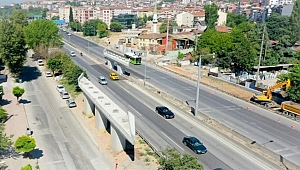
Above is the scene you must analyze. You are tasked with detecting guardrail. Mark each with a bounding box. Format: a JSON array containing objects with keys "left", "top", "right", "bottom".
[{"left": 135, "top": 130, "right": 163, "bottom": 158}]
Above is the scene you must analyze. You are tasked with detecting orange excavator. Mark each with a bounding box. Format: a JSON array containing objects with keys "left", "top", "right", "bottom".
[{"left": 251, "top": 79, "right": 291, "bottom": 107}]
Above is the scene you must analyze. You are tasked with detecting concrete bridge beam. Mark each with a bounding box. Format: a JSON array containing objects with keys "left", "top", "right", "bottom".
[
  {"left": 84, "top": 94, "right": 95, "bottom": 115},
  {"left": 111, "top": 125, "right": 126, "bottom": 152},
  {"left": 95, "top": 107, "right": 107, "bottom": 131}
]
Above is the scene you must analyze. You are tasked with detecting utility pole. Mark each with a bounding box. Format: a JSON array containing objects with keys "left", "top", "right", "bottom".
[
  {"left": 255, "top": 24, "right": 266, "bottom": 87},
  {"left": 165, "top": 16, "right": 170, "bottom": 55}
]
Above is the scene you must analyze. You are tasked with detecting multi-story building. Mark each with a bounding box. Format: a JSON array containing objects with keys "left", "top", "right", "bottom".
[
  {"left": 132, "top": 8, "right": 154, "bottom": 18},
  {"left": 111, "top": 14, "right": 138, "bottom": 29},
  {"left": 176, "top": 12, "right": 194, "bottom": 27},
  {"left": 111, "top": 6, "right": 132, "bottom": 16},
  {"left": 59, "top": 5, "right": 71, "bottom": 23},
  {"left": 95, "top": 7, "right": 112, "bottom": 27},
  {"left": 46, "top": 10, "right": 59, "bottom": 20}
]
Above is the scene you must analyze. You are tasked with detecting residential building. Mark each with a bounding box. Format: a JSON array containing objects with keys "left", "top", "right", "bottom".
[
  {"left": 271, "top": 4, "right": 294, "bottom": 16},
  {"left": 59, "top": 5, "right": 71, "bottom": 23},
  {"left": 111, "top": 14, "right": 138, "bottom": 29},
  {"left": 137, "top": 33, "right": 175, "bottom": 53},
  {"left": 217, "top": 10, "right": 227, "bottom": 26},
  {"left": 46, "top": 10, "right": 59, "bottom": 20},
  {"left": 96, "top": 7, "right": 112, "bottom": 27},
  {"left": 192, "top": 11, "right": 205, "bottom": 23},
  {"left": 132, "top": 8, "right": 154, "bottom": 18},
  {"left": 111, "top": 6, "right": 132, "bottom": 16},
  {"left": 176, "top": 12, "right": 194, "bottom": 27}
]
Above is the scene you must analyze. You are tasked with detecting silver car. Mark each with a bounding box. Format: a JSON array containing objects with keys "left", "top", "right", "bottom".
[
  {"left": 98, "top": 76, "right": 107, "bottom": 85},
  {"left": 66, "top": 99, "right": 76, "bottom": 108},
  {"left": 60, "top": 90, "right": 70, "bottom": 99}
]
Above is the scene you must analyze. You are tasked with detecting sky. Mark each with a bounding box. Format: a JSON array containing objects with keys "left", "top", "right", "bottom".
[{"left": 0, "top": 0, "right": 34, "bottom": 6}]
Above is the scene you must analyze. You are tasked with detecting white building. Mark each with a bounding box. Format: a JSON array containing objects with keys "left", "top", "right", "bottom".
[
  {"left": 176, "top": 12, "right": 194, "bottom": 27},
  {"left": 58, "top": 6, "right": 71, "bottom": 23}
]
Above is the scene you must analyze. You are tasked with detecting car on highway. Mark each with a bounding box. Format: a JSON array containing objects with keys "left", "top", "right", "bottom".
[
  {"left": 66, "top": 99, "right": 77, "bottom": 108},
  {"left": 70, "top": 51, "right": 76, "bottom": 57},
  {"left": 155, "top": 106, "right": 175, "bottom": 119},
  {"left": 182, "top": 136, "right": 207, "bottom": 154},
  {"left": 109, "top": 72, "right": 119, "bottom": 80},
  {"left": 60, "top": 90, "right": 70, "bottom": 99},
  {"left": 45, "top": 72, "right": 52, "bottom": 77},
  {"left": 98, "top": 76, "right": 107, "bottom": 85},
  {"left": 68, "top": 33, "right": 71, "bottom": 36},
  {"left": 37, "top": 59, "right": 44, "bottom": 66},
  {"left": 56, "top": 85, "right": 65, "bottom": 93}
]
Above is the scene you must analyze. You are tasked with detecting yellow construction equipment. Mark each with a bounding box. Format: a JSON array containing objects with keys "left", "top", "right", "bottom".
[{"left": 251, "top": 79, "right": 291, "bottom": 106}]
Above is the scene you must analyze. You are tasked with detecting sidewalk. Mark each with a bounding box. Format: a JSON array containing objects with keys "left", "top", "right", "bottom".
[{"left": 1, "top": 71, "right": 36, "bottom": 169}]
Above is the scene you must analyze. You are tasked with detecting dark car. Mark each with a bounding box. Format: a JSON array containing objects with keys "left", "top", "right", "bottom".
[
  {"left": 182, "top": 136, "right": 207, "bottom": 154},
  {"left": 155, "top": 106, "right": 175, "bottom": 119}
]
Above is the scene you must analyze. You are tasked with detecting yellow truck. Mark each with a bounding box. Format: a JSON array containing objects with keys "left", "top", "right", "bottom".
[{"left": 281, "top": 101, "right": 300, "bottom": 120}]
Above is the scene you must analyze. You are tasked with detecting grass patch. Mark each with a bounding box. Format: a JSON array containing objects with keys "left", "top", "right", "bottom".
[
  {"left": 139, "top": 139, "right": 146, "bottom": 145},
  {"left": 144, "top": 157, "right": 150, "bottom": 162},
  {"left": 139, "top": 152, "right": 146, "bottom": 156},
  {"left": 60, "top": 79, "right": 81, "bottom": 98},
  {"left": 145, "top": 148, "right": 153, "bottom": 155}
]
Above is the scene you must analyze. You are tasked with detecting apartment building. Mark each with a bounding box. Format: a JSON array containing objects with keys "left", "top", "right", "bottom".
[
  {"left": 59, "top": 5, "right": 71, "bottom": 22},
  {"left": 176, "top": 12, "right": 194, "bottom": 27},
  {"left": 95, "top": 7, "right": 112, "bottom": 27},
  {"left": 46, "top": 10, "right": 59, "bottom": 20},
  {"left": 111, "top": 6, "right": 132, "bottom": 16}
]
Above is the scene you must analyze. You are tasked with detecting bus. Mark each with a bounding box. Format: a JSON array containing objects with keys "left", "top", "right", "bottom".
[{"left": 124, "top": 52, "right": 142, "bottom": 65}]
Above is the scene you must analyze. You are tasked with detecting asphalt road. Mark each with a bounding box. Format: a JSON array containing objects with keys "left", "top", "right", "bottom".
[
  {"left": 63, "top": 42, "right": 281, "bottom": 170},
  {"left": 62, "top": 31, "right": 300, "bottom": 167},
  {"left": 21, "top": 56, "right": 113, "bottom": 169}
]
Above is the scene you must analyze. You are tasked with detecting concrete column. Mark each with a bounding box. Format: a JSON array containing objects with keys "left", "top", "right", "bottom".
[
  {"left": 111, "top": 125, "right": 126, "bottom": 152},
  {"left": 84, "top": 94, "right": 94, "bottom": 115},
  {"left": 107, "top": 60, "right": 113, "bottom": 69},
  {"left": 95, "top": 107, "right": 107, "bottom": 131},
  {"left": 117, "top": 65, "right": 124, "bottom": 75}
]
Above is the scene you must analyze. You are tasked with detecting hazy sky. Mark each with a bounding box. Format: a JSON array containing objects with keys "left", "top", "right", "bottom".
[{"left": 0, "top": 0, "right": 35, "bottom": 6}]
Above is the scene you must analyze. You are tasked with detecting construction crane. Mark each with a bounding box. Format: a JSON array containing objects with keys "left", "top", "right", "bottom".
[{"left": 251, "top": 79, "right": 291, "bottom": 107}]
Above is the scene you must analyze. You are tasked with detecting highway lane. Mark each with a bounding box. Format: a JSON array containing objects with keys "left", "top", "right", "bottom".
[
  {"left": 63, "top": 44, "right": 280, "bottom": 170},
  {"left": 22, "top": 56, "right": 112, "bottom": 169},
  {"left": 63, "top": 32, "right": 300, "bottom": 166}
]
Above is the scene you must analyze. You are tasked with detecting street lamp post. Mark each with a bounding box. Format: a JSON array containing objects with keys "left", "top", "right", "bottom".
[
  {"left": 195, "top": 53, "right": 215, "bottom": 117},
  {"left": 144, "top": 50, "right": 148, "bottom": 86},
  {"left": 83, "top": 26, "right": 95, "bottom": 53}
]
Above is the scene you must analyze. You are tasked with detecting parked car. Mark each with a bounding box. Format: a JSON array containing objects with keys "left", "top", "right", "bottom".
[
  {"left": 66, "top": 99, "right": 77, "bottom": 108},
  {"left": 60, "top": 90, "right": 70, "bottom": 99},
  {"left": 109, "top": 72, "right": 119, "bottom": 80},
  {"left": 45, "top": 72, "right": 52, "bottom": 77},
  {"left": 70, "top": 51, "right": 76, "bottom": 57},
  {"left": 155, "top": 106, "right": 175, "bottom": 119},
  {"left": 56, "top": 85, "right": 65, "bottom": 93},
  {"left": 68, "top": 33, "right": 71, "bottom": 36},
  {"left": 37, "top": 59, "right": 44, "bottom": 66},
  {"left": 182, "top": 136, "right": 207, "bottom": 154},
  {"left": 98, "top": 76, "right": 107, "bottom": 85}
]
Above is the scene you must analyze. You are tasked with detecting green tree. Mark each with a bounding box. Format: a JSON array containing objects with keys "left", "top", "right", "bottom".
[
  {"left": 70, "top": 21, "right": 82, "bottom": 32},
  {"left": 52, "top": 15, "right": 60, "bottom": 20},
  {"left": 23, "top": 19, "right": 63, "bottom": 50},
  {"left": 0, "top": 107, "right": 8, "bottom": 123},
  {"left": 226, "top": 13, "right": 248, "bottom": 28},
  {"left": 42, "top": 8, "right": 49, "bottom": 18},
  {"left": 159, "top": 20, "right": 178, "bottom": 33},
  {"left": 21, "top": 164, "right": 32, "bottom": 170},
  {"left": 204, "top": 4, "right": 219, "bottom": 30},
  {"left": 97, "top": 22, "right": 109, "bottom": 38},
  {"left": 0, "top": 17, "right": 28, "bottom": 74},
  {"left": 47, "top": 58, "right": 61, "bottom": 74},
  {"left": 0, "top": 124, "right": 13, "bottom": 154},
  {"left": 14, "top": 135, "right": 36, "bottom": 156},
  {"left": 147, "top": 15, "right": 153, "bottom": 21},
  {"left": 69, "top": 7, "right": 74, "bottom": 23},
  {"left": 289, "top": 0, "right": 300, "bottom": 46},
  {"left": 11, "top": 10, "right": 28, "bottom": 27},
  {"left": 83, "top": 19, "right": 102, "bottom": 36},
  {"left": 158, "top": 147, "right": 203, "bottom": 170},
  {"left": 143, "top": 14, "right": 148, "bottom": 23},
  {"left": 12, "top": 86, "right": 25, "bottom": 103},
  {"left": 279, "top": 65, "right": 300, "bottom": 102},
  {"left": 110, "top": 22, "right": 123, "bottom": 32}
]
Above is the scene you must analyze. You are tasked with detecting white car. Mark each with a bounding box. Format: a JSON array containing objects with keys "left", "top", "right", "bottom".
[
  {"left": 37, "top": 59, "right": 44, "bottom": 66},
  {"left": 70, "top": 51, "right": 76, "bottom": 57},
  {"left": 45, "top": 72, "right": 52, "bottom": 77},
  {"left": 60, "top": 90, "right": 70, "bottom": 99},
  {"left": 68, "top": 33, "right": 71, "bottom": 36},
  {"left": 56, "top": 85, "right": 65, "bottom": 93}
]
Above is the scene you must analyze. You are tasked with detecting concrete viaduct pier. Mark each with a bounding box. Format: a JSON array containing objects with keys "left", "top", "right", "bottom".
[{"left": 78, "top": 73, "right": 135, "bottom": 151}]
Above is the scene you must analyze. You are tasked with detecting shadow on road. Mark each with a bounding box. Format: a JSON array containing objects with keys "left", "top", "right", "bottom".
[
  {"left": 29, "top": 148, "right": 43, "bottom": 159},
  {"left": 0, "top": 99, "right": 12, "bottom": 106},
  {"left": 19, "top": 66, "right": 41, "bottom": 82},
  {"left": 0, "top": 147, "right": 22, "bottom": 160},
  {"left": 19, "top": 99, "right": 31, "bottom": 105}
]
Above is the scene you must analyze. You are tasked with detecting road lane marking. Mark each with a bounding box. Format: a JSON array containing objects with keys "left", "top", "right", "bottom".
[
  {"left": 128, "top": 105, "right": 142, "bottom": 116},
  {"left": 274, "top": 146, "right": 298, "bottom": 152},
  {"left": 161, "top": 132, "right": 184, "bottom": 151},
  {"left": 281, "top": 152, "right": 300, "bottom": 157}
]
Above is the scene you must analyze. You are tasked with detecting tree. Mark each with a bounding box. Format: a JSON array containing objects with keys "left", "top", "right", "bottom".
[
  {"left": 226, "top": 13, "right": 248, "bottom": 28},
  {"left": 14, "top": 135, "right": 36, "bottom": 156},
  {"left": 70, "top": 21, "right": 82, "bottom": 32},
  {"left": 21, "top": 164, "right": 32, "bottom": 170},
  {"left": 289, "top": 0, "right": 300, "bottom": 46},
  {"left": 147, "top": 15, "right": 153, "bottom": 21},
  {"left": 69, "top": 7, "right": 74, "bottom": 23},
  {"left": 83, "top": 19, "right": 103, "bottom": 36},
  {"left": 0, "top": 107, "right": 7, "bottom": 123},
  {"left": 47, "top": 58, "right": 61, "bottom": 74},
  {"left": 279, "top": 65, "right": 300, "bottom": 102},
  {"left": 0, "top": 124, "right": 13, "bottom": 154},
  {"left": 12, "top": 86, "right": 25, "bottom": 103},
  {"left": 0, "top": 17, "right": 28, "bottom": 74},
  {"left": 158, "top": 147, "right": 203, "bottom": 170},
  {"left": 42, "top": 8, "right": 49, "bottom": 18},
  {"left": 97, "top": 22, "right": 109, "bottom": 38},
  {"left": 204, "top": 4, "right": 219, "bottom": 30},
  {"left": 52, "top": 15, "right": 60, "bottom": 20},
  {"left": 143, "top": 14, "right": 148, "bottom": 24},
  {"left": 159, "top": 20, "right": 178, "bottom": 33},
  {"left": 11, "top": 10, "right": 28, "bottom": 27},
  {"left": 110, "top": 22, "right": 123, "bottom": 32},
  {"left": 23, "top": 19, "right": 63, "bottom": 50}
]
